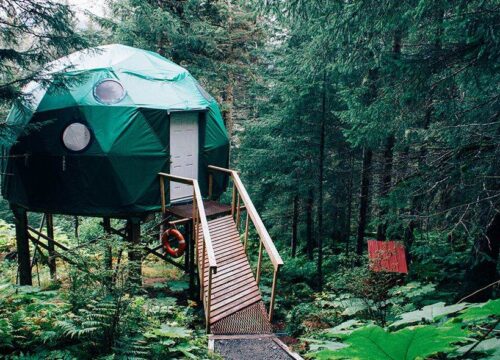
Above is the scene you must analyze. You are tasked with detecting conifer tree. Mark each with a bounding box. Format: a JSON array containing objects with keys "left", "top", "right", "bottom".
[{"left": 0, "top": 0, "right": 90, "bottom": 145}]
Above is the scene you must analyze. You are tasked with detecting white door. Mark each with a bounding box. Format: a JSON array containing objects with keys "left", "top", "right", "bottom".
[{"left": 169, "top": 112, "right": 199, "bottom": 202}]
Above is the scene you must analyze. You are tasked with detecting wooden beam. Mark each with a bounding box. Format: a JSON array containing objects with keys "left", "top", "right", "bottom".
[
  {"left": 27, "top": 226, "right": 69, "bottom": 251},
  {"left": 109, "top": 226, "right": 127, "bottom": 239},
  {"left": 28, "top": 235, "right": 74, "bottom": 264},
  {"left": 143, "top": 245, "right": 184, "bottom": 270}
]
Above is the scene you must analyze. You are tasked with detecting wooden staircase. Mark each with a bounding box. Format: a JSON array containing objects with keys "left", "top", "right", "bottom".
[
  {"left": 159, "top": 168, "right": 304, "bottom": 359},
  {"left": 159, "top": 166, "right": 283, "bottom": 334}
]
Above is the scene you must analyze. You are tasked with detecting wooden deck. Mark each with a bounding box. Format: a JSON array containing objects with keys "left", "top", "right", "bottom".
[
  {"left": 166, "top": 200, "right": 232, "bottom": 220},
  {"left": 198, "top": 215, "right": 265, "bottom": 326}
]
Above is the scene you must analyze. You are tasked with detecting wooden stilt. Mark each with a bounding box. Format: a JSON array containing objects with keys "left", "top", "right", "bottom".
[
  {"left": 102, "top": 217, "right": 113, "bottom": 288},
  {"left": 127, "top": 219, "right": 142, "bottom": 288},
  {"left": 12, "top": 205, "right": 31, "bottom": 285},
  {"left": 46, "top": 213, "right": 56, "bottom": 279}
]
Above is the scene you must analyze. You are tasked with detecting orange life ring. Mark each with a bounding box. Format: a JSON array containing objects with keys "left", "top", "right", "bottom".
[{"left": 162, "top": 228, "right": 186, "bottom": 258}]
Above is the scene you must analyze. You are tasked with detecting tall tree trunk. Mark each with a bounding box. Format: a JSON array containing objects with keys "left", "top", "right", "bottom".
[
  {"left": 403, "top": 220, "right": 416, "bottom": 263},
  {"left": 291, "top": 195, "right": 299, "bottom": 258},
  {"left": 223, "top": 78, "right": 234, "bottom": 138},
  {"left": 377, "top": 31, "right": 400, "bottom": 240},
  {"left": 317, "top": 72, "right": 327, "bottom": 289},
  {"left": 222, "top": 0, "right": 234, "bottom": 140},
  {"left": 356, "top": 148, "right": 372, "bottom": 256},
  {"left": 463, "top": 213, "right": 500, "bottom": 301},
  {"left": 345, "top": 153, "right": 354, "bottom": 255},
  {"left": 103, "top": 217, "right": 113, "bottom": 289},
  {"left": 377, "top": 134, "right": 395, "bottom": 240},
  {"left": 306, "top": 190, "right": 314, "bottom": 260}
]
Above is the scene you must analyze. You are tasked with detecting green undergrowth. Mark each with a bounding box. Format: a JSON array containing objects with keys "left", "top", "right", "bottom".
[
  {"left": 0, "top": 217, "right": 219, "bottom": 360},
  {"left": 267, "top": 236, "right": 499, "bottom": 360}
]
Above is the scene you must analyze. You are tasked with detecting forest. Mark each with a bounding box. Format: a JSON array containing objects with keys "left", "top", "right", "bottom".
[{"left": 0, "top": 0, "right": 499, "bottom": 359}]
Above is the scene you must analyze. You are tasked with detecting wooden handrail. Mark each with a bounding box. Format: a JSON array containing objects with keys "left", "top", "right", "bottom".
[
  {"left": 158, "top": 172, "right": 196, "bottom": 185},
  {"left": 206, "top": 165, "right": 234, "bottom": 174},
  {"left": 192, "top": 179, "right": 217, "bottom": 272},
  {"left": 158, "top": 172, "right": 217, "bottom": 271},
  {"left": 208, "top": 165, "right": 283, "bottom": 321},
  {"left": 208, "top": 165, "right": 283, "bottom": 270}
]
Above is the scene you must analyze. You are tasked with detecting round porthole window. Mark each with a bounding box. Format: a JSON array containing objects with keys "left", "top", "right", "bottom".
[
  {"left": 62, "top": 123, "right": 92, "bottom": 152},
  {"left": 93, "top": 79, "right": 126, "bottom": 104}
]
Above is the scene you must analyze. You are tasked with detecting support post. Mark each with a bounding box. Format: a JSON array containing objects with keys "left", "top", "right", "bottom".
[
  {"left": 236, "top": 194, "right": 241, "bottom": 230},
  {"left": 206, "top": 269, "right": 213, "bottom": 333},
  {"left": 208, "top": 172, "right": 213, "bottom": 200},
  {"left": 231, "top": 182, "right": 236, "bottom": 217},
  {"left": 46, "top": 213, "right": 56, "bottom": 279},
  {"left": 127, "top": 218, "right": 142, "bottom": 289},
  {"left": 160, "top": 176, "right": 166, "bottom": 213},
  {"left": 102, "top": 217, "right": 113, "bottom": 288},
  {"left": 12, "top": 205, "right": 31, "bottom": 285},
  {"left": 256, "top": 240, "right": 263, "bottom": 285},
  {"left": 269, "top": 265, "right": 280, "bottom": 322},
  {"left": 244, "top": 212, "right": 249, "bottom": 254}
]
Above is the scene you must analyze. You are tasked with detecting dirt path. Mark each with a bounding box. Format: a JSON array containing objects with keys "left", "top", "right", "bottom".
[{"left": 212, "top": 335, "right": 301, "bottom": 360}]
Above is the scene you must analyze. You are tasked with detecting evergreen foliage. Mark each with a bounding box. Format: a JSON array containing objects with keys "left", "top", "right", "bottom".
[{"left": 0, "top": 0, "right": 92, "bottom": 145}]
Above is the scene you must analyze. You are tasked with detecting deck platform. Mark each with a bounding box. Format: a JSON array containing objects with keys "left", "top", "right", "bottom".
[{"left": 166, "top": 200, "right": 232, "bottom": 220}]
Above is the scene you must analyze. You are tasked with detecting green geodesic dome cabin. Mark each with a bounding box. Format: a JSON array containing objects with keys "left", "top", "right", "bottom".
[{"left": 1, "top": 44, "right": 229, "bottom": 216}]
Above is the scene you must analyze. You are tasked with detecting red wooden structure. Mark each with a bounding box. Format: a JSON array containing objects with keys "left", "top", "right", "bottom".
[{"left": 367, "top": 240, "right": 408, "bottom": 274}]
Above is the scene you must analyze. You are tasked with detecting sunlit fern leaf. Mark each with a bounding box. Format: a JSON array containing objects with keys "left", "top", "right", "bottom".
[{"left": 306, "top": 323, "right": 469, "bottom": 360}]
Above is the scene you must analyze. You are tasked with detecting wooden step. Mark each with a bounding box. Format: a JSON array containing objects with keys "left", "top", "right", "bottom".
[{"left": 197, "top": 215, "right": 264, "bottom": 325}]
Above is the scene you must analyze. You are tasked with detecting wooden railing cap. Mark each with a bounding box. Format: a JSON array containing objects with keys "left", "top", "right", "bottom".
[{"left": 207, "top": 165, "right": 284, "bottom": 270}]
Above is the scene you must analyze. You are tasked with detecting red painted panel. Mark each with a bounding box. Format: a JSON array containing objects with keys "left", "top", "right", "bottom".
[{"left": 367, "top": 240, "right": 408, "bottom": 274}]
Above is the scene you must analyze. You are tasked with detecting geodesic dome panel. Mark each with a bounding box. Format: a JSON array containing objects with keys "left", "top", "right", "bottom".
[{"left": 2, "top": 44, "right": 229, "bottom": 216}]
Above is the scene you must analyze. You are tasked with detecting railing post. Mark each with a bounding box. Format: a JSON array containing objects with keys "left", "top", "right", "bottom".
[
  {"left": 256, "top": 239, "right": 263, "bottom": 285},
  {"left": 244, "top": 212, "right": 249, "bottom": 253},
  {"left": 269, "top": 265, "right": 280, "bottom": 322},
  {"left": 208, "top": 172, "right": 213, "bottom": 199},
  {"left": 160, "top": 177, "right": 166, "bottom": 213},
  {"left": 192, "top": 197, "right": 197, "bottom": 267},
  {"left": 206, "top": 268, "right": 213, "bottom": 333},
  {"left": 236, "top": 194, "right": 241, "bottom": 229},
  {"left": 231, "top": 180, "right": 237, "bottom": 217},
  {"left": 201, "top": 205, "right": 206, "bottom": 302}
]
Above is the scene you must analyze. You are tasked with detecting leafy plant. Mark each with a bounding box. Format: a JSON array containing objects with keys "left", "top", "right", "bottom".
[
  {"left": 390, "top": 302, "right": 469, "bottom": 328},
  {"left": 456, "top": 337, "right": 500, "bottom": 359},
  {"left": 0, "top": 219, "right": 15, "bottom": 252},
  {"left": 457, "top": 299, "right": 500, "bottom": 323},
  {"left": 307, "top": 323, "right": 468, "bottom": 360}
]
